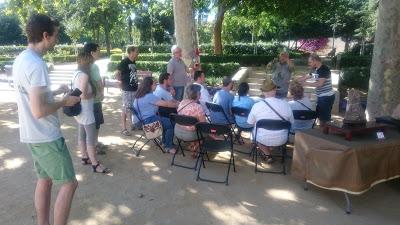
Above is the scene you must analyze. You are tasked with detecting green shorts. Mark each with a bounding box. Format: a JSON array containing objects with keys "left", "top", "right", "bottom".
[{"left": 27, "top": 137, "right": 76, "bottom": 185}]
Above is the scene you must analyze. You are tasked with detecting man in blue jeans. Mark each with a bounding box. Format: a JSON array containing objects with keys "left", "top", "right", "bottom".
[
  {"left": 154, "top": 72, "right": 178, "bottom": 151},
  {"left": 167, "top": 45, "right": 189, "bottom": 101},
  {"left": 298, "top": 53, "right": 335, "bottom": 128}
]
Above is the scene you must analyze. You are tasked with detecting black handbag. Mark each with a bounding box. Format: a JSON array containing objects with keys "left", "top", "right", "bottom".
[{"left": 63, "top": 72, "right": 82, "bottom": 117}]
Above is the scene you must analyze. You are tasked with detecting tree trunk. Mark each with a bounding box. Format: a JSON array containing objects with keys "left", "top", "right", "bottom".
[
  {"left": 344, "top": 37, "right": 350, "bottom": 52},
  {"left": 128, "top": 17, "right": 133, "bottom": 44},
  {"left": 213, "top": 2, "right": 226, "bottom": 55},
  {"left": 366, "top": 0, "right": 400, "bottom": 119},
  {"left": 104, "top": 25, "right": 111, "bottom": 55},
  {"left": 173, "top": 0, "right": 197, "bottom": 65}
]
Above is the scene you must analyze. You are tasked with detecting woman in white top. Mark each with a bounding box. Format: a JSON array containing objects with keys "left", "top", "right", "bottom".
[
  {"left": 73, "top": 52, "right": 110, "bottom": 173},
  {"left": 247, "top": 78, "right": 294, "bottom": 162}
]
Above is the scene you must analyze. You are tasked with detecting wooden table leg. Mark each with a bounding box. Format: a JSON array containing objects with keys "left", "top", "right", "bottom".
[
  {"left": 345, "top": 132, "right": 352, "bottom": 141},
  {"left": 323, "top": 126, "right": 329, "bottom": 134}
]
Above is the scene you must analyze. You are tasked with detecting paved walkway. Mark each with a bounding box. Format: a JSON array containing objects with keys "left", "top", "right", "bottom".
[{"left": 0, "top": 86, "right": 399, "bottom": 225}]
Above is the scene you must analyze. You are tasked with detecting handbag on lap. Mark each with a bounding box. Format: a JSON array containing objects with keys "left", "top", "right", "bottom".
[{"left": 136, "top": 100, "right": 163, "bottom": 140}]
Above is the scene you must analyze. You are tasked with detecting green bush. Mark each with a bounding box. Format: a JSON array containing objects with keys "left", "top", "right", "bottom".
[
  {"left": 107, "top": 60, "right": 240, "bottom": 78},
  {"left": 340, "top": 67, "right": 370, "bottom": 90},
  {"left": 0, "top": 56, "right": 14, "bottom": 61},
  {"left": 44, "top": 54, "right": 77, "bottom": 63},
  {"left": 201, "top": 55, "right": 275, "bottom": 66},
  {"left": 0, "top": 46, "right": 26, "bottom": 56},
  {"left": 199, "top": 43, "right": 285, "bottom": 55},
  {"left": 338, "top": 54, "right": 372, "bottom": 68},
  {"left": 138, "top": 53, "right": 171, "bottom": 61},
  {"left": 110, "top": 54, "right": 123, "bottom": 61}
]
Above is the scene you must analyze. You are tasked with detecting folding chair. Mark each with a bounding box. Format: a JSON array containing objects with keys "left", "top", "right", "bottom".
[
  {"left": 231, "top": 106, "right": 254, "bottom": 153},
  {"left": 130, "top": 107, "right": 165, "bottom": 157},
  {"left": 290, "top": 110, "right": 317, "bottom": 135},
  {"left": 253, "top": 119, "right": 291, "bottom": 175},
  {"left": 195, "top": 122, "right": 236, "bottom": 185},
  {"left": 206, "top": 102, "right": 240, "bottom": 143},
  {"left": 169, "top": 113, "right": 200, "bottom": 170}
]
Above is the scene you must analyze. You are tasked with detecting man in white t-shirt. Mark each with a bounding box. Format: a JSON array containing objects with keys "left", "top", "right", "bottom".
[
  {"left": 247, "top": 78, "right": 294, "bottom": 163},
  {"left": 13, "top": 14, "right": 80, "bottom": 225},
  {"left": 193, "top": 70, "right": 211, "bottom": 115}
]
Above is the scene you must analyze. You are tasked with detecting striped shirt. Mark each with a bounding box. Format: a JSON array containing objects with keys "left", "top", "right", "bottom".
[{"left": 314, "top": 64, "right": 334, "bottom": 97}]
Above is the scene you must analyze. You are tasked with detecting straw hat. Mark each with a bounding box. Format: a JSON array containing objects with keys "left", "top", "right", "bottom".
[{"left": 260, "top": 78, "right": 277, "bottom": 92}]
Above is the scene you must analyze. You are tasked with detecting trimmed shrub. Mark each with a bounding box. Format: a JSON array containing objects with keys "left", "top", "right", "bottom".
[
  {"left": 338, "top": 54, "right": 372, "bottom": 68},
  {"left": 199, "top": 43, "right": 284, "bottom": 55},
  {"left": 339, "top": 67, "right": 370, "bottom": 90},
  {"left": 0, "top": 56, "right": 14, "bottom": 61},
  {"left": 110, "top": 54, "right": 123, "bottom": 61},
  {"left": 0, "top": 46, "right": 26, "bottom": 56},
  {"left": 107, "top": 60, "right": 240, "bottom": 78}
]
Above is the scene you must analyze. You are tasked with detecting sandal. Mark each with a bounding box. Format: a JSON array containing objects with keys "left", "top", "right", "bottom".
[
  {"left": 121, "top": 129, "right": 131, "bottom": 136},
  {"left": 92, "top": 163, "right": 111, "bottom": 174},
  {"left": 81, "top": 158, "right": 91, "bottom": 165}
]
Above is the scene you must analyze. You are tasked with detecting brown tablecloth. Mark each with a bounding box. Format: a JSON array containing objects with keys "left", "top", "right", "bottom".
[{"left": 291, "top": 128, "right": 400, "bottom": 194}]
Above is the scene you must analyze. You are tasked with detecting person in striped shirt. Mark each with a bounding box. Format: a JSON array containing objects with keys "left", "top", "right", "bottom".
[{"left": 297, "top": 53, "right": 335, "bottom": 128}]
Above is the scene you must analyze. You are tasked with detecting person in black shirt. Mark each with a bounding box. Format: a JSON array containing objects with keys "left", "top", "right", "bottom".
[
  {"left": 115, "top": 46, "right": 139, "bottom": 136},
  {"left": 297, "top": 53, "right": 335, "bottom": 128}
]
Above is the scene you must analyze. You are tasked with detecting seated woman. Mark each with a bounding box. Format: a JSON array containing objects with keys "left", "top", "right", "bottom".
[
  {"left": 288, "top": 81, "right": 315, "bottom": 133},
  {"left": 175, "top": 84, "right": 207, "bottom": 157},
  {"left": 133, "top": 76, "right": 179, "bottom": 154},
  {"left": 73, "top": 52, "right": 110, "bottom": 173},
  {"left": 232, "top": 82, "right": 255, "bottom": 129},
  {"left": 247, "top": 78, "right": 294, "bottom": 163}
]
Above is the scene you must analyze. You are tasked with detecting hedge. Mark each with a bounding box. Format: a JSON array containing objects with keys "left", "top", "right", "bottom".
[
  {"left": 339, "top": 67, "right": 370, "bottom": 90},
  {"left": 133, "top": 43, "right": 285, "bottom": 55},
  {"left": 0, "top": 56, "right": 14, "bottom": 61},
  {"left": 110, "top": 53, "right": 277, "bottom": 66},
  {"left": 107, "top": 60, "right": 240, "bottom": 78},
  {"left": 337, "top": 54, "right": 372, "bottom": 68}
]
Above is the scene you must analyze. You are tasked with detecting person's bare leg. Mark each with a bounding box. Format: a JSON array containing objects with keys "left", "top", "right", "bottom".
[
  {"left": 53, "top": 180, "right": 78, "bottom": 225},
  {"left": 121, "top": 111, "right": 127, "bottom": 131},
  {"left": 35, "top": 178, "right": 53, "bottom": 225},
  {"left": 79, "top": 140, "right": 89, "bottom": 159},
  {"left": 258, "top": 145, "right": 272, "bottom": 156},
  {"left": 94, "top": 129, "right": 99, "bottom": 147},
  {"left": 86, "top": 145, "right": 98, "bottom": 165}
]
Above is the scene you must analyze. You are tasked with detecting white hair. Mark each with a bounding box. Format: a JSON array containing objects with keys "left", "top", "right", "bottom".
[{"left": 171, "top": 45, "right": 180, "bottom": 54}]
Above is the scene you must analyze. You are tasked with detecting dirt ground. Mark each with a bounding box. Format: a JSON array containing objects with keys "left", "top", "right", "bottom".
[{"left": 0, "top": 87, "right": 399, "bottom": 225}]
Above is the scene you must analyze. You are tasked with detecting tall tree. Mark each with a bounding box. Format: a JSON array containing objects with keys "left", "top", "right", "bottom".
[
  {"left": 172, "top": 0, "right": 197, "bottom": 65},
  {"left": 366, "top": 0, "right": 400, "bottom": 119}
]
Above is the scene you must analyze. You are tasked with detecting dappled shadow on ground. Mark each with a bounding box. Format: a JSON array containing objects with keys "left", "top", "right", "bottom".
[{"left": 1, "top": 88, "right": 399, "bottom": 225}]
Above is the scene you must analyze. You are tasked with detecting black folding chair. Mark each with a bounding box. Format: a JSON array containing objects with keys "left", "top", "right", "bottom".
[
  {"left": 231, "top": 106, "right": 254, "bottom": 153},
  {"left": 195, "top": 122, "right": 236, "bottom": 185},
  {"left": 253, "top": 119, "right": 291, "bottom": 175},
  {"left": 290, "top": 110, "right": 317, "bottom": 134},
  {"left": 206, "top": 102, "right": 240, "bottom": 143},
  {"left": 169, "top": 113, "right": 200, "bottom": 170},
  {"left": 130, "top": 107, "right": 165, "bottom": 157}
]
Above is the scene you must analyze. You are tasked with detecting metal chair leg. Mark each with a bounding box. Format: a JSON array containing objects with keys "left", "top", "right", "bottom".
[{"left": 344, "top": 193, "right": 352, "bottom": 214}]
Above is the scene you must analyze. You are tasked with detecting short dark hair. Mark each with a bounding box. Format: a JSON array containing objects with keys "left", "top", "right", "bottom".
[
  {"left": 237, "top": 82, "right": 249, "bottom": 96},
  {"left": 159, "top": 72, "right": 170, "bottom": 84},
  {"left": 127, "top": 46, "right": 138, "bottom": 54},
  {"left": 26, "top": 14, "right": 60, "bottom": 44},
  {"left": 309, "top": 53, "right": 321, "bottom": 62},
  {"left": 194, "top": 70, "right": 204, "bottom": 81},
  {"left": 222, "top": 76, "right": 232, "bottom": 87},
  {"left": 83, "top": 43, "right": 99, "bottom": 54}
]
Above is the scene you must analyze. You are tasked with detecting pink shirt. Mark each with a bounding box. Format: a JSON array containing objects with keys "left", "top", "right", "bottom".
[{"left": 177, "top": 99, "right": 206, "bottom": 131}]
